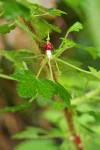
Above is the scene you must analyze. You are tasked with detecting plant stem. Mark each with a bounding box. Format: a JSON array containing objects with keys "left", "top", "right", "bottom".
[
  {"left": 19, "top": 16, "right": 83, "bottom": 149},
  {"left": 23, "top": 61, "right": 29, "bottom": 70},
  {"left": 54, "top": 59, "right": 61, "bottom": 76},
  {"left": 54, "top": 45, "right": 74, "bottom": 58},
  {"left": 36, "top": 58, "right": 47, "bottom": 78},
  {"left": 0, "top": 73, "right": 15, "bottom": 80},
  {"left": 48, "top": 59, "right": 54, "bottom": 81},
  {"left": 59, "top": 32, "right": 69, "bottom": 48},
  {"left": 64, "top": 109, "right": 83, "bottom": 150},
  {"left": 51, "top": 59, "right": 83, "bottom": 150},
  {"left": 57, "top": 58, "right": 91, "bottom": 75}
]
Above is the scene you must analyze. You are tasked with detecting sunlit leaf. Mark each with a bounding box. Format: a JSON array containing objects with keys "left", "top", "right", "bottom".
[
  {"left": 67, "top": 22, "right": 83, "bottom": 34},
  {"left": 12, "top": 70, "right": 38, "bottom": 98},
  {"left": 38, "top": 79, "right": 55, "bottom": 99},
  {"left": 12, "top": 70, "right": 71, "bottom": 107}
]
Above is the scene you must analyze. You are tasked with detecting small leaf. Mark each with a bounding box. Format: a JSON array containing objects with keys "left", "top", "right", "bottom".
[
  {"left": 67, "top": 22, "right": 83, "bottom": 34},
  {"left": 46, "top": 8, "right": 67, "bottom": 16},
  {"left": 0, "top": 101, "right": 31, "bottom": 113},
  {"left": 43, "top": 20, "right": 61, "bottom": 33},
  {"left": 0, "top": 24, "right": 15, "bottom": 34},
  {"left": 31, "top": 3, "right": 66, "bottom": 16}
]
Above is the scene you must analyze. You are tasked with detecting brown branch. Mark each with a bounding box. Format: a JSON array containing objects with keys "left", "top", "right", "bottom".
[{"left": 51, "top": 63, "right": 83, "bottom": 150}]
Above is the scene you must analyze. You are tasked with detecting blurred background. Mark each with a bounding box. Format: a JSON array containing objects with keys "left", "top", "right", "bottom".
[{"left": 0, "top": 0, "right": 100, "bottom": 150}]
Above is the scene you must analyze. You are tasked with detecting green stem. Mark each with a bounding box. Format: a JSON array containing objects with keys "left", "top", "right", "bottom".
[
  {"left": 23, "top": 61, "right": 28, "bottom": 70},
  {"left": 48, "top": 59, "right": 54, "bottom": 81},
  {"left": 36, "top": 58, "right": 47, "bottom": 78},
  {"left": 57, "top": 58, "right": 91, "bottom": 75},
  {"left": 54, "top": 45, "right": 73, "bottom": 58},
  {"left": 59, "top": 32, "right": 69, "bottom": 48},
  {"left": 0, "top": 73, "right": 16, "bottom": 80},
  {"left": 32, "top": 13, "right": 49, "bottom": 17},
  {"left": 54, "top": 59, "right": 61, "bottom": 76},
  {"left": 29, "top": 96, "right": 37, "bottom": 103}
]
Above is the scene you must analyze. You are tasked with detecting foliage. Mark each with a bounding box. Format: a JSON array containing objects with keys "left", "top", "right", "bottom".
[{"left": 0, "top": 0, "right": 100, "bottom": 150}]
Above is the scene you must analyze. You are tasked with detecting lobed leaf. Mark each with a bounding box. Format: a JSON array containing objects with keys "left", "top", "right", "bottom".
[
  {"left": 67, "top": 22, "right": 83, "bottom": 34},
  {"left": 12, "top": 70, "right": 71, "bottom": 107}
]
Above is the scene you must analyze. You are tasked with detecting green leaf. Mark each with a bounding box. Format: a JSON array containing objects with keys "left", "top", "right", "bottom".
[
  {"left": 0, "top": 101, "right": 31, "bottom": 113},
  {"left": 12, "top": 70, "right": 71, "bottom": 107},
  {"left": 31, "top": 3, "right": 66, "bottom": 16},
  {"left": 67, "top": 22, "right": 83, "bottom": 34},
  {"left": 15, "top": 139, "right": 58, "bottom": 150},
  {"left": 33, "top": 18, "right": 61, "bottom": 39},
  {"left": 2, "top": 0, "right": 29, "bottom": 20},
  {"left": 47, "top": 8, "right": 67, "bottom": 16},
  {"left": 38, "top": 79, "right": 55, "bottom": 99},
  {"left": 12, "top": 70, "right": 38, "bottom": 98},
  {"left": 54, "top": 82, "right": 71, "bottom": 107},
  {"left": 0, "top": 49, "right": 36, "bottom": 65},
  {"left": 0, "top": 23, "right": 15, "bottom": 34},
  {"left": 43, "top": 20, "right": 61, "bottom": 33}
]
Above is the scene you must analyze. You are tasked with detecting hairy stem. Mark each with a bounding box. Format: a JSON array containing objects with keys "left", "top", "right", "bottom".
[
  {"left": 0, "top": 73, "right": 15, "bottom": 80},
  {"left": 36, "top": 58, "right": 48, "bottom": 78},
  {"left": 48, "top": 59, "right": 54, "bottom": 81}
]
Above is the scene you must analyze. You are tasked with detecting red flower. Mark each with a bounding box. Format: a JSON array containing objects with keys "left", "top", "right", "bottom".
[{"left": 44, "top": 42, "right": 53, "bottom": 51}]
